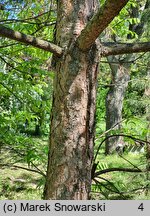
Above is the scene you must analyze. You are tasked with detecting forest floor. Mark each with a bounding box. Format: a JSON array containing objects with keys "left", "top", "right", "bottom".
[
  {"left": 0, "top": 165, "right": 42, "bottom": 199},
  {"left": 0, "top": 147, "right": 44, "bottom": 199},
  {"left": 92, "top": 150, "right": 150, "bottom": 200},
  {"left": 0, "top": 141, "right": 149, "bottom": 200}
]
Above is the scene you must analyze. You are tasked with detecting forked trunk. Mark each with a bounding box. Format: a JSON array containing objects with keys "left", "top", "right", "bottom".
[{"left": 44, "top": 0, "right": 100, "bottom": 200}]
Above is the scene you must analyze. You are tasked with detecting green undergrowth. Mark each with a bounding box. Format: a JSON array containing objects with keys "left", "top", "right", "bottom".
[
  {"left": 92, "top": 152, "right": 150, "bottom": 200},
  {"left": 0, "top": 138, "right": 46, "bottom": 200},
  {"left": 0, "top": 138, "right": 149, "bottom": 200},
  {"left": 0, "top": 167, "right": 43, "bottom": 199}
]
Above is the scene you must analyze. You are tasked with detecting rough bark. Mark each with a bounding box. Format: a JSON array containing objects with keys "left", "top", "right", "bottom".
[
  {"left": 0, "top": 25, "right": 63, "bottom": 56},
  {"left": 105, "top": 56, "right": 130, "bottom": 154},
  {"left": 77, "top": 0, "right": 129, "bottom": 51},
  {"left": 1, "top": 25, "right": 150, "bottom": 56},
  {"left": 102, "top": 42, "right": 150, "bottom": 56},
  {"left": 43, "top": 0, "right": 100, "bottom": 200}
]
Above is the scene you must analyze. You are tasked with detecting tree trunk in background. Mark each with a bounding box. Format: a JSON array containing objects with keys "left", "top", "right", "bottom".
[
  {"left": 105, "top": 0, "right": 148, "bottom": 154},
  {"left": 105, "top": 56, "right": 130, "bottom": 154},
  {"left": 44, "top": 0, "right": 100, "bottom": 200}
]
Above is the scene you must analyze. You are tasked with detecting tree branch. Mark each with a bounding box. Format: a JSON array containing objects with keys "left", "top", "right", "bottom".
[
  {"left": 0, "top": 11, "right": 51, "bottom": 22},
  {"left": 77, "top": 0, "right": 129, "bottom": 51},
  {"left": 0, "top": 55, "right": 30, "bottom": 75},
  {"left": 0, "top": 42, "right": 18, "bottom": 48},
  {"left": 0, "top": 25, "right": 63, "bottom": 56},
  {"left": 0, "top": 82, "right": 23, "bottom": 104},
  {"left": 94, "top": 134, "right": 150, "bottom": 163},
  {"left": 94, "top": 167, "right": 144, "bottom": 177},
  {"left": 1, "top": 164, "right": 46, "bottom": 177},
  {"left": 101, "top": 42, "right": 150, "bottom": 56},
  {"left": 93, "top": 177, "right": 124, "bottom": 197}
]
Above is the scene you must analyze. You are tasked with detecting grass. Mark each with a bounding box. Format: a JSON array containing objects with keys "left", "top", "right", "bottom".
[
  {"left": 0, "top": 138, "right": 149, "bottom": 200},
  {"left": 0, "top": 165, "right": 44, "bottom": 199},
  {"left": 91, "top": 149, "right": 150, "bottom": 200},
  {"left": 0, "top": 138, "right": 46, "bottom": 200}
]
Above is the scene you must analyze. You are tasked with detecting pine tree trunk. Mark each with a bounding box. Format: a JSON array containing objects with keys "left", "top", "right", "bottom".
[
  {"left": 44, "top": 0, "right": 100, "bottom": 200},
  {"left": 105, "top": 56, "right": 130, "bottom": 154}
]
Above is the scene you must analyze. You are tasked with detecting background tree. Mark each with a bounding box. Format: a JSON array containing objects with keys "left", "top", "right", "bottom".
[{"left": 105, "top": 0, "right": 149, "bottom": 154}]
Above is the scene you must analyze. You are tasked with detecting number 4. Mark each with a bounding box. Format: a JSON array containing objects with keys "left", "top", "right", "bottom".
[{"left": 138, "top": 203, "right": 144, "bottom": 211}]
